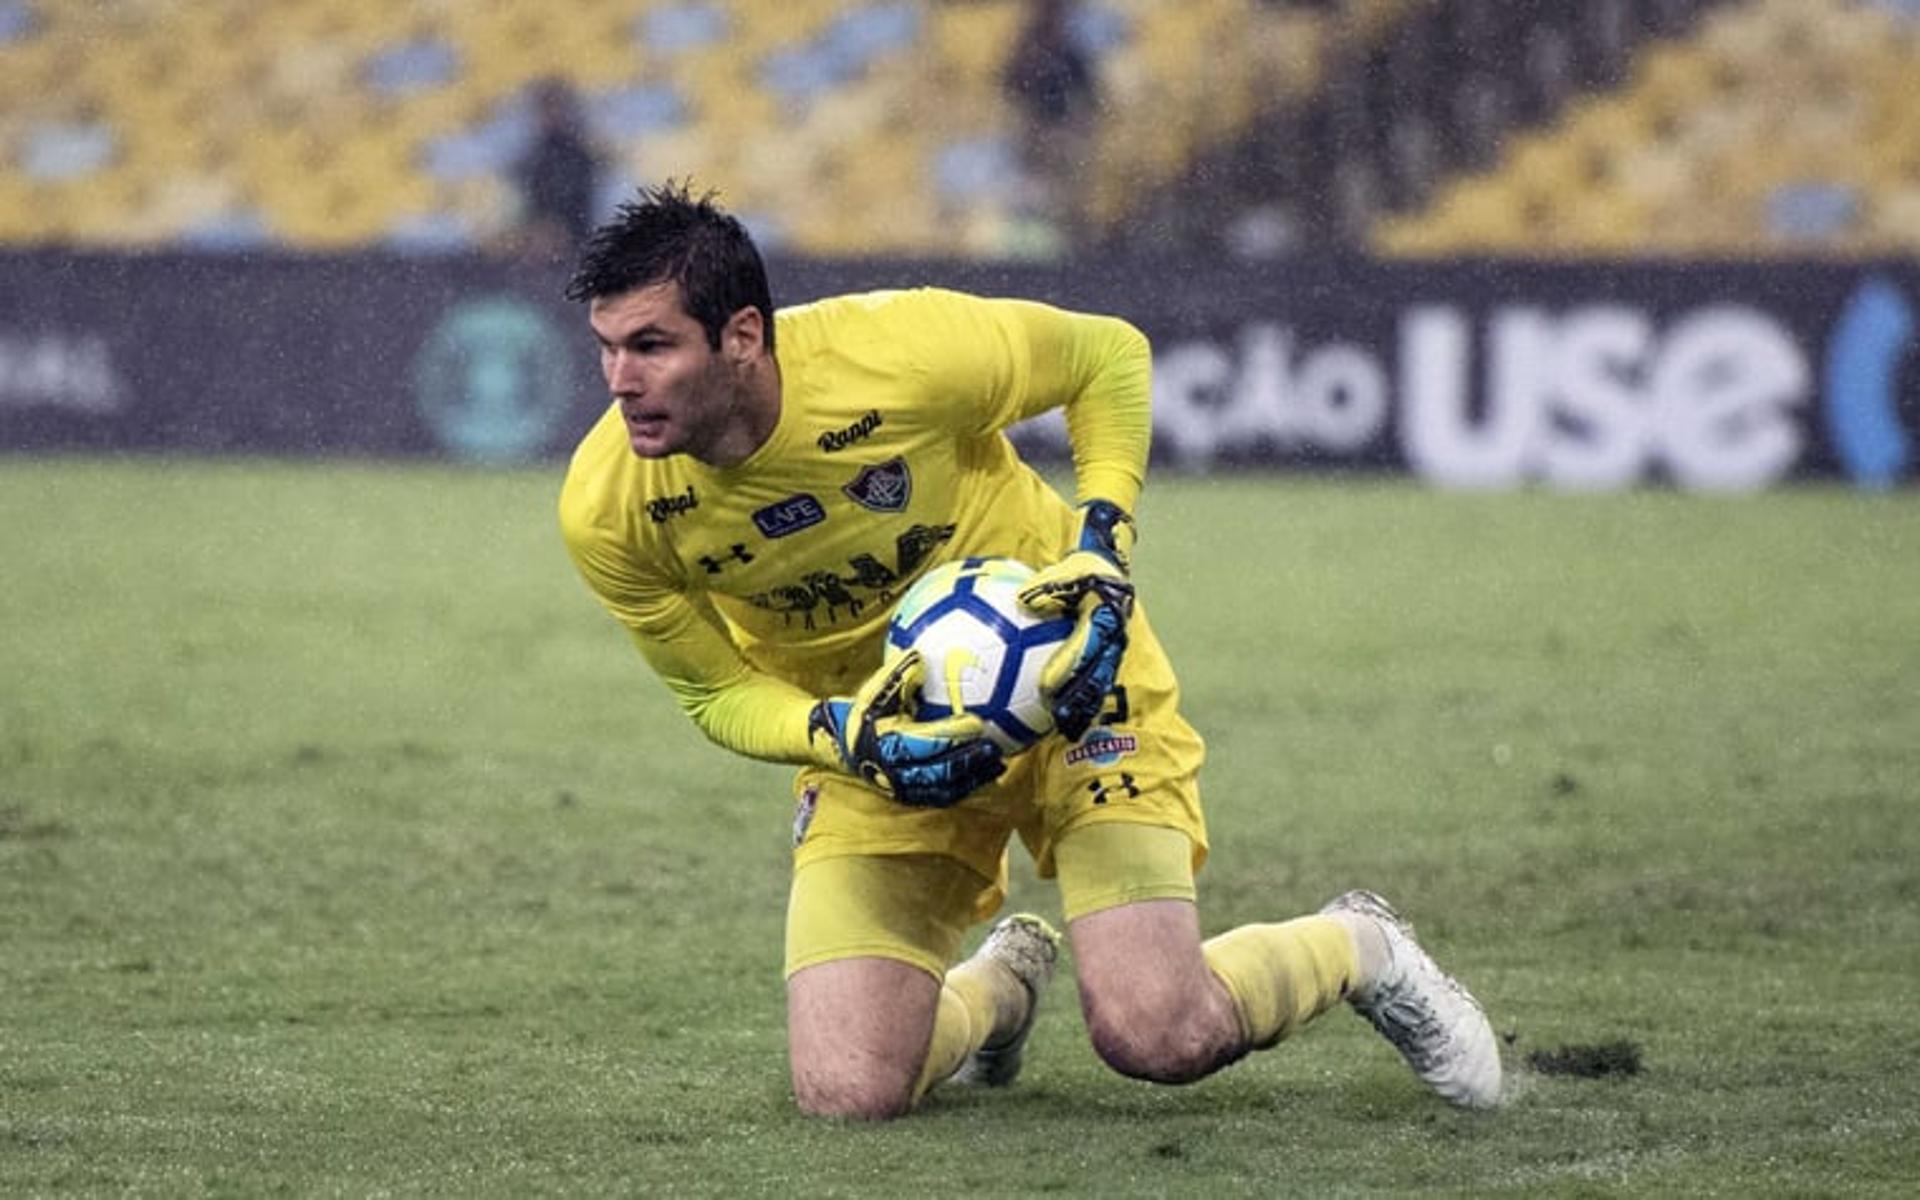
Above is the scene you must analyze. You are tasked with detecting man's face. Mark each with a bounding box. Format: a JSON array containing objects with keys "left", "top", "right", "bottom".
[{"left": 588, "top": 282, "right": 738, "bottom": 460}]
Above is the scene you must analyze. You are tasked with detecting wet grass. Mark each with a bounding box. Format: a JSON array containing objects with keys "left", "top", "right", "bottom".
[{"left": 3, "top": 458, "right": 1917, "bottom": 1196}]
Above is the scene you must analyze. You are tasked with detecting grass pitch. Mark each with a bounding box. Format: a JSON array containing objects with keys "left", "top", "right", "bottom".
[{"left": 3, "top": 458, "right": 1917, "bottom": 1196}]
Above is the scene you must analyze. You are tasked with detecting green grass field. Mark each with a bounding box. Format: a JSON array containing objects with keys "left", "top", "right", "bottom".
[{"left": 4, "top": 458, "right": 1917, "bottom": 1196}]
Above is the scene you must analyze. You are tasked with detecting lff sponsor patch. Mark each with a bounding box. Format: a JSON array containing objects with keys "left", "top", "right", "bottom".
[{"left": 752, "top": 493, "right": 827, "bottom": 538}]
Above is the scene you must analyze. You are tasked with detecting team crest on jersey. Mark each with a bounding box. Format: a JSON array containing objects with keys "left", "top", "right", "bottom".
[
  {"left": 752, "top": 493, "right": 827, "bottom": 539},
  {"left": 842, "top": 457, "right": 911, "bottom": 512}
]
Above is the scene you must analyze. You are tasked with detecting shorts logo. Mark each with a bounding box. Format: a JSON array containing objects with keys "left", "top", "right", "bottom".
[
  {"left": 792, "top": 783, "right": 821, "bottom": 847},
  {"left": 1066, "top": 731, "right": 1138, "bottom": 767},
  {"left": 842, "top": 457, "right": 911, "bottom": 512},
  {"left": 752, "top": 493, "right": 827, "bottom": 538},
  {"left": 646, "top": 484, "right": 698, "bottom": 524},
  {"left": 817, "top": 409, "right": 883, "bottom": 453}
]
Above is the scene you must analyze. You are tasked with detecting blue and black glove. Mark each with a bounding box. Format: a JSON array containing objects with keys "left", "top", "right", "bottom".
[
  {"left": 1018, "top": 499, "right": 1137, "bottom": 741},
  {"left": 807, "top": 649, "right": 1007, "bottom": 808}
]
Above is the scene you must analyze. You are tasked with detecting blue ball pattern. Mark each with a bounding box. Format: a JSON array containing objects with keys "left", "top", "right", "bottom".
[{"left": 885, "top": 557, "right": 1075, "bottom": 751}]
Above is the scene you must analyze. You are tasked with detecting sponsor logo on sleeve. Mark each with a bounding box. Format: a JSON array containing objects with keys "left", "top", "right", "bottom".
[{"left": 842, "top": 457, "right": 912, "bottom": 512}]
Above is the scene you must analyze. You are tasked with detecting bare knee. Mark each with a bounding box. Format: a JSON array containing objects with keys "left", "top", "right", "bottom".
[
  {"left": 1081, "top": 984, "right": 1244, "bottom": 1084},
  {"left": 792, "top": 1072, "right": 915, "bottom": 1122},
  {"left": 1068, "top": 899, "right": 1246, "bottom": 1085},
  {"left": 787, "top": 956, "right": 940, "bottom": 1121}
]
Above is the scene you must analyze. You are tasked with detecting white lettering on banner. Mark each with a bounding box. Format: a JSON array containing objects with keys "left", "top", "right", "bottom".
[
  {"left": 1401, "top": 307, "right": 1535, "bottom": 488},
  {"left": 1653, "top": 307, "right": 1808, "bottom": 492},
  {"left": 1405, "top": 306, "right": 1665, "bottom": 490},
  {"left": 1297, "top": 342, "right": 1388, "bottom": 451},
  {"left": 1153, "top": 324, "right": 1388, "bottom": 467},
  {"left": 0, "top": 334, "right": 126, "bottom": 414},
  {"left": 1042, "top": 303, "right": 1812, "bottom": 492},
  {"left": 1152, "top": 340, "right": 1232, "bottom": 467},
  {"left": 1403, "top": 303, "right": 1807, "bottom": 492},
  {"left": 1542, "top": 307, "right": 1650, "bottom": 489}
]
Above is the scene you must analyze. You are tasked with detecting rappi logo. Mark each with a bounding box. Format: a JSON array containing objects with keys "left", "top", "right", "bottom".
[{"left": 1824, "top": 277, "right": 1917, "bottom": 490}]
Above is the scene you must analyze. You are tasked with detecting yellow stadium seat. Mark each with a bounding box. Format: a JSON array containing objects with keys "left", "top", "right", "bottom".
[
  {"left": 1382, "top": 0, "right": 1920, "bottom": 256},
  {"left": 0, "top": 0, "right": 1374, "bottom": 255}
]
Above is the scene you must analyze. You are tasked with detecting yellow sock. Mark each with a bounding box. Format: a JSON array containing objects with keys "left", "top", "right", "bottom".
[
  {"left": 912, "top": 956, "right": 1028, "bottom": 1100},
  {"left": 1202, "top": 915, "right": 1357, "bottom": 1050}
]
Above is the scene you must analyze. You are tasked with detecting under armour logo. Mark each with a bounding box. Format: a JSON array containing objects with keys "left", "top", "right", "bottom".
[
  {"left": 1084, "top": 773, "right": 1140, "bottom": 804},
  {"left": 698, "top": 543, "right": 755, "bottom": 574}
]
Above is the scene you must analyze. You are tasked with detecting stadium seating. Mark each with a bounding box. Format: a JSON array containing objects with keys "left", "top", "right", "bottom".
[
  {"left": 9, "top": 0, "right": 1913, "bottom": 258},
  {"left": 0, "top": 0, "right": 1368, "bottom": 258},
  {"left": 1373, "top": 0, "right": 1920, "bottom": 256}
]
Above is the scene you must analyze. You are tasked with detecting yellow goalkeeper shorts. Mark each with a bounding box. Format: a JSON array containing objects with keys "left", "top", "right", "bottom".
[
  {"left": 784, "top": 601, "right": 1207, "bottom": 975},
  {"left": 785, "top": 824, "right": 1200, "bottom": 979}
]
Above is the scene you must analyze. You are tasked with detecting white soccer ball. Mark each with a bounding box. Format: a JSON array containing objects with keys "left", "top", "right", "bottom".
[{"left": 884, "top": 557, "right": 1074, "bottom": 753}]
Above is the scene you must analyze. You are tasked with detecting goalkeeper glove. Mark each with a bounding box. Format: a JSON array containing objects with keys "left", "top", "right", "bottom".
[
  {"left": 1018, "top": 499, "right": 1137, "bottom": 741},
  {"left": 807, "top": 649, "right": 1007, "bottom": 808}
]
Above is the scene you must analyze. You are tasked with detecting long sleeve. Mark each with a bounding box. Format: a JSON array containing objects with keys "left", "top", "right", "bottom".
[
  {"left": 560, "top": 481, "right": 831, "bottom": 767},
  {"left": 1000, "top": 301, "right": 1153, "bottom": 513},
  {"left": 622, "top": 596, "right": 826, "bottom": 764}
]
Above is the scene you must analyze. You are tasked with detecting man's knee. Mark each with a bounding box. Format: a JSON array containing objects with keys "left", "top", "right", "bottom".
[
  {"left": 1068, "top": 898, "right": 1246, "bottom": 1085},
  {"left": 792, "top": 1070, "right": 916, "bottom": 1122},
  {"left": 787, "top": 956, "right": 942, "bottom": 1121},
  {"left": 1080, "top": 982, "right": 1243, "bottom": 1084}
]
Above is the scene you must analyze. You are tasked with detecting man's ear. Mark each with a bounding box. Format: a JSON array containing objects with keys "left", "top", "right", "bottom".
[{"left": 722, "top": 306, "right": 765, "bottom": 363}]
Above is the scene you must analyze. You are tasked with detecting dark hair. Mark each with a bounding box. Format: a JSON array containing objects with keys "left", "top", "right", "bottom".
[{"left": 564, "top": 180, "right": 775, "bottom": 352}]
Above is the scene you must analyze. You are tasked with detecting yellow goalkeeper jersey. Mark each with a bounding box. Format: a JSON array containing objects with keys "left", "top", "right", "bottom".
[{"left": 559, "top": 287, "right": 1151, "bottom": 764}]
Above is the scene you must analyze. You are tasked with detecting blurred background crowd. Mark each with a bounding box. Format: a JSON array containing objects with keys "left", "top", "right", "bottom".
[{"left": 1, "top": 0, "right": 1916, "bottom": 265}]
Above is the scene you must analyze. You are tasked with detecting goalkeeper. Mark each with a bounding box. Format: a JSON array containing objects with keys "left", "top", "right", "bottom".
[{"left": 558, "top": 183, "right": 1502, "bottom": 1119}]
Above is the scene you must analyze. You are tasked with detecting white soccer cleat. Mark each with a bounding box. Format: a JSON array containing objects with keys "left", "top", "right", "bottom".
[
  {"left": 953, "top": 913, "right": 1060, "bottom": 1087},
  {"left": 1323, "top": 890, "right": 1504, "bottom": 1110}
]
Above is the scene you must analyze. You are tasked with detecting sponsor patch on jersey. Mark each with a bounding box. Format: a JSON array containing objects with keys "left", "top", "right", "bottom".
[
  {"left": 842, "top": 457, "right": 911, "bottom": 512},
  {"left": 646, "top": 484, "right": 698, "bottom": 524},
  {"left": 1066, "top": 730, "right": 1139, "bottom": 767},
  {"left": 817, "top": 409, "right": 882, "bottom": 453},
  {"left": 752, "top": 493, "right": 827, "bottom": 539},
  {"left": 792, "top": 783, "right": 821, "bottom": 847}
]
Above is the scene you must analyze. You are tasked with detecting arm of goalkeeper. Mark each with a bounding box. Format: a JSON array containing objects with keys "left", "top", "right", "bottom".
[
  {"left": 806, "top": 649, "right": 1007, "bottom": 808},
  {"left": 1018, "top": 499, "right": 1137, "bottom": 741}
]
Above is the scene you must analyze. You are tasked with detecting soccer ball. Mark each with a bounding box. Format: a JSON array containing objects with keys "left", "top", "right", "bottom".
[{"left": 884, "top": 557, "right": 1075, "bottom": 753}]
